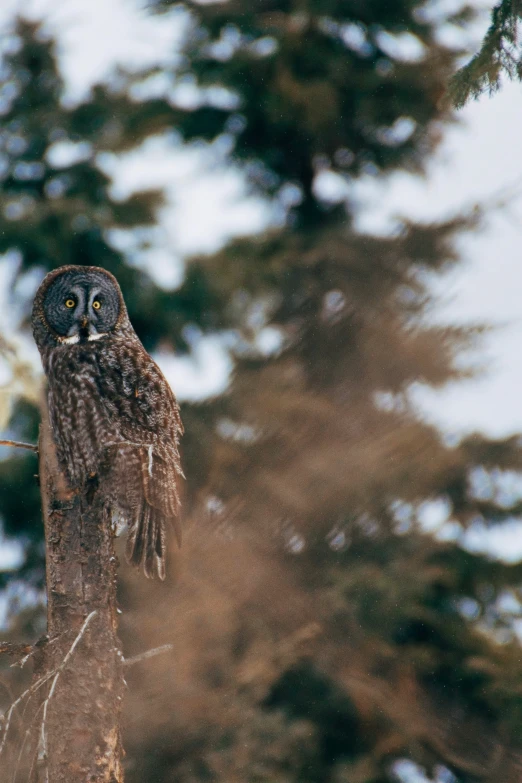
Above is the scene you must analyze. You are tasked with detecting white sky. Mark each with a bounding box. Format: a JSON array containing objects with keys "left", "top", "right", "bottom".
[{"left": 350, "top": 78, "right": 522, "bottom": 438}]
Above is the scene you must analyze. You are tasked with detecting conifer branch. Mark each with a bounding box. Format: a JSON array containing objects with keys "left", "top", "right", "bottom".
[{"left": 449, "top": 0, "right": 522, "bottom": 108}]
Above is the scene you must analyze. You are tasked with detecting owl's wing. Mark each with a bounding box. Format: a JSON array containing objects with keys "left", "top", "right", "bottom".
[
  {"left": 114, "top": 445, "right": 181, "bottom": 580},
  {"left": 111, "top": 444, "right": 182, "bottom": 580},
  {"left": 100, "top": 344, "right": 183, "bottom": 580}
]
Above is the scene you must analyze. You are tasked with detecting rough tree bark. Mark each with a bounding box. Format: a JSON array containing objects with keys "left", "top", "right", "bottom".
[{"left": 31, "top": 411, "right": 125, "bottom": 782}]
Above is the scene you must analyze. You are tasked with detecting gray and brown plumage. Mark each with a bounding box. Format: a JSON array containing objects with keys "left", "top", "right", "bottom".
[{"left": 31, "top": 265, "right": 183, "bottom": 580}]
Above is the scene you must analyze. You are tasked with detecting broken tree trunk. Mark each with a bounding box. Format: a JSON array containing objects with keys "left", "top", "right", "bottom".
[{"left": 32, "top": 412, "right": 125, "bottom": 781}]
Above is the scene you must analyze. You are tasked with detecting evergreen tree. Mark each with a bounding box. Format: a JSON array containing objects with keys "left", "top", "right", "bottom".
[
  {"left": 2, "top": 4, "right": 522, "bottom": 783},
  {"left": 450, "top": 0, "right": 522, "bottom": 107}
]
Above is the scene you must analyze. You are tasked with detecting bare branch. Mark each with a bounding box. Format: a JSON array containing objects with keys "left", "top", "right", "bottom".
[
  {"left": 0, "top": 643, "right": 33, "bottom": 658},
  {"left": 0, "top": 440, "right": 38, "bottom": 453},
  {"left": 2, "top": 635, "right": 61, "bottom": 671},
  {"left": 123, "top": 643, "right": 173, "bottom": 668}
]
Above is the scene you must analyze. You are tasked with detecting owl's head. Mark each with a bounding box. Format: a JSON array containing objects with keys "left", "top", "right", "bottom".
[{"left": 32, "top": 265, "right": 130, "bottom": 352}]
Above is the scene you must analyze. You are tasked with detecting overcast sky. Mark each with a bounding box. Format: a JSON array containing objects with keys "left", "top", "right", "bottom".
[{"left": 355, "top": 77, "right": 522, "bottom": 439}]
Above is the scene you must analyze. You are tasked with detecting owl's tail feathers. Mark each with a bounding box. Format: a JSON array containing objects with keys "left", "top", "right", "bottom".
[{"left": 125, "top": 501, "right": 167, "bottom": 581}]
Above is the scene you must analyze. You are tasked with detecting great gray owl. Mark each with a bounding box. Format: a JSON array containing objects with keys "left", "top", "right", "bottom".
[{"left": 31, "top": 265, "right": 183, "bottom": 580}]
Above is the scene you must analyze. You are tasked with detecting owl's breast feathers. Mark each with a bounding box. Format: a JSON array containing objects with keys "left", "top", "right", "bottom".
[{"left": 46, "top": 335, "right": 183, "bottom": 579}]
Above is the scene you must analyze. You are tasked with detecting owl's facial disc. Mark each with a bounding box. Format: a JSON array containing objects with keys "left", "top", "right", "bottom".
[{"left": 43, "top": 269, "right": 121, "bottom": 343}]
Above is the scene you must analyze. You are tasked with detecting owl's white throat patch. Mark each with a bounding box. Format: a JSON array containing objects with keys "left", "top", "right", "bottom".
[{"left": 57, "top": 332, "right": 107, "bottom": 344}]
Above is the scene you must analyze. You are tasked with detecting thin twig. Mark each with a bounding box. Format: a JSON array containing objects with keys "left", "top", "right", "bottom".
[
  {"left": 0, "top": 440, "right": 38, "bottom": 454},
  {"left": 1, "top": 634, "right": 69, "bottom": 673},
  {"left": 13, "top": 652, "right": 33, "bottom": 670},
  {"left": 0, "top": 670, "right": 57, "bottom": 758},
  {"left": 11, "top": 636, "right": 51, "bottom": 670},
  {"left": 11, "top": 701, "right": 45, "bottom": 783},
  {"left": 123, "top": 644, "right": 173, "bottom": 668},
  {"left": 37, "top": 611, "right": 97, "bottom": 766},
  {"left": 0, "top": 676, "right": 15, "bottom": 704},
  {"left": 0, "top": 643, "right": 33, "bottom": 658},
  {"left": 11, "top": 726, "right": 30, "bottom": 783},
  {"left": 27, "top": 746, "right": 37, "bottom": 783}
]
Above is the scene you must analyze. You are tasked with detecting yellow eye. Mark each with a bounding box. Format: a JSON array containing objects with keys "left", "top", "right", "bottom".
[
  {"left": 65, "top": 299, "right": 75, "bottom": 309},
  {"left": 92, "top": 300, "right": 101, "bottom": 310}
]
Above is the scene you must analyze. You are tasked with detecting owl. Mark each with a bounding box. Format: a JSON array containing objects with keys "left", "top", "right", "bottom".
[{"left": 31, "top": 265, "right": 183, "bottom": 580}]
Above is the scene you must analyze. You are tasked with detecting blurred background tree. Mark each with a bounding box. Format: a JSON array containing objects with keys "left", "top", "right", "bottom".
[{"left": 2, "top": 3, "right": 522, "bottom": 782}]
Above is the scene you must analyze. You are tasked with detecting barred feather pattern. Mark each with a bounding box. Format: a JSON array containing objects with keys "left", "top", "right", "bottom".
[{"left": 33, "top": 267, "right": 183, "bottom": 581}]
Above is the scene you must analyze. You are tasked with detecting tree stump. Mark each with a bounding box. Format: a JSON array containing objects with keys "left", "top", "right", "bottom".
[{"left": 32, "top": 413, "right": 125, "bottom": 782}]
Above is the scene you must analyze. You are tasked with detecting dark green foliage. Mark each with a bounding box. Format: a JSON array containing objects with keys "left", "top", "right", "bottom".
[
  {"left": 0, "top": 24, "right": 154, "bottom": 269},
  {"left": 2, "top": 4, "right": 522, "bottom": 783},
  {"left": 166, "top": 0, "right": 463, "bottom": 225},
  {"left": 0, "top": 399, "right": 42, "bottom": 589},
  {"left": 450, "top": 0, "right": 522, "bottom": 108}
]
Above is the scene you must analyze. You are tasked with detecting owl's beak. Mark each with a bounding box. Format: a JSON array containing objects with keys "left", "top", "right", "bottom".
[
  {"left": 77, "top": 314, "right": 93, "bottom": 342},
  {"left": 73, "top": 313, "right": 106, "bottom": 343}
]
